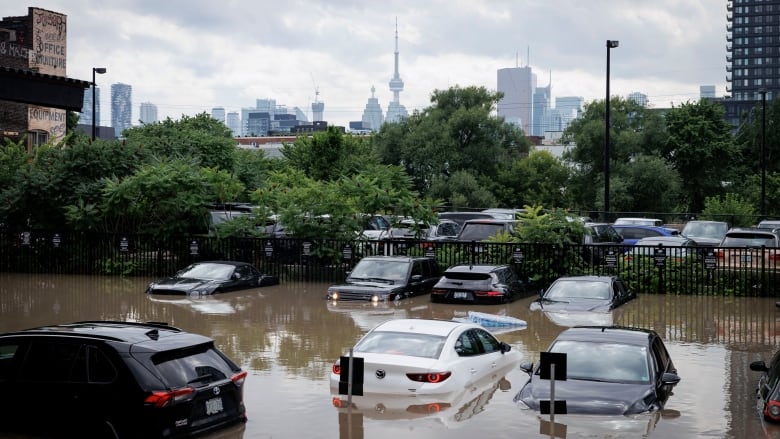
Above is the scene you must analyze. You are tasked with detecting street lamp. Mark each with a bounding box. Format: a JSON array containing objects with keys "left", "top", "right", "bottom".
[
  {"left": 760, "top": 88, "right": 767, "bottom": 217},
  {"left": 604, "top": 40, "right": 618, "bottom": 220},
  {"left": 91, "top": 67, "right": 107, "bottom": 141}
]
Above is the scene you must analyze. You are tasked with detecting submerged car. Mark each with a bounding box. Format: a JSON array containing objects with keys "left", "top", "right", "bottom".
[
  {"left": 529, "top": 275, "right": 635, "bottom": 313},
  {"left": 430, "top": 264, "right": 531, "bottom": 304},
  {"left": 681, "top": 220, "right": 729, "bottom": 247},
  {"left": 146, "top": 261, "right": 279, "bottom": 295},
  {"left": 329, "top": 318, "right": 520, "bottom": 396},
  {"left": 514, "top": 326, "right": 680, "bottom": 415},
  {"left": 326, "top": 256, "right": 441, "bottom": 302},
  {"left": 750, "top": 349, "right": 780, "bottom": 423},
  {"left": 0, "top": 321, "right": 248, "bottom": 438}
]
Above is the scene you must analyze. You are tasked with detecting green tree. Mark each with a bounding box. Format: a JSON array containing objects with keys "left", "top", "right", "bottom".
[
  {"left": 123, "top": 112, "right": 236, "bottom": 170},
  {"left": 429, "top": 170, "right": 497, "bottom": 209},
  {"left": 700, "top": 193, "right": 758, "bottom": 227},
  {"left": 491, "top": 150, "right": 572, "bottom": 209},
  {"left": 280, "top": 127, "right": 376, "bottom": 181},
  {"left": 562, "top": 97, "right": 667, "bottom": 213},
  {"left": 373, "top": 85, "right": 529, "bottom": 200},
  {"left": 662, "top": 100, "right": 737, "bottom": 213}
]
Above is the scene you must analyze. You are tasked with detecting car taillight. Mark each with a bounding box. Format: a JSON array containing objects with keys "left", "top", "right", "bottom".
[
  {"left": 716, "top": 250, "right": 724, "bottom": 260},
  {"left": 475, "top": 290, "right": 503, "bottom": 297},
  {"left": 766, "top": 400, "right": 780, "bottom": 420},
  {"left": 407, "top": 402, "right": 451, "bottom": 414},
  {"left": 406, "top": 372, "right": 451, "bottom": 383},
  {"left": 232, "top": 370, "right": 248, "bottom": 387},
  {"left": 144, "top": 387, "right": 195, "bottom": 408},
  {"left": 431, "top": 288, "right": 446, "bottom": 295},
  {"left": 332, "top": 363, "right": 341, "bottom": 375}
]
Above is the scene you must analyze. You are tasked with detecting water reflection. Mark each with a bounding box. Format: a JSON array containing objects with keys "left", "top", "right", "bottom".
[{"left": 1, "top": 273, "right": 779, "bottom": 438}]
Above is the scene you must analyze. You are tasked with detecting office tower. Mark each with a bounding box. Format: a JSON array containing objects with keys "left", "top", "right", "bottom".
[
  {"left": 700, "top": 85, "right": 716, "bottom": 99},
  {"left": 139, "top": 102, "right": 158, "bottom": 124},
  {"left": 226, "top": 112, "right": 240, "bottom": 136},
  {"left": 555, "top": 96, "right": 584, "bottom": 130},
  {"left": 386, "top": 19, "right": 408, "bottom": 123},
  {"left": 627, "top": 92, "right": 649, "bottom": 107},
  {"left": 361, "top": 86, "right": 384, "bottom": 131},
  {"left": 80, "top": 85, "right": 100, "bottom": 126},
  {"left": 311, "top": 88, "right": 324, "bottom": 122},
  {"left": 111, "top": 83, "right": 132, "bottom": 137},
  {"left": 497, "top": 66, "right": 537, "bottom": 135},
  {"left": 211, "top": 107, "right": 225, "bottom": 123},
  {"left": 532, "top": 84, "right": 551, "bottom": 136},
  {"left": 724, "top": 1, "right": 779, "bottom": 124}
]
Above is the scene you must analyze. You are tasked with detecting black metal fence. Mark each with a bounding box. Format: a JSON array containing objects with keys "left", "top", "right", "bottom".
[{"left": 1, "top": 230, "right": 779, "bottom": 296}]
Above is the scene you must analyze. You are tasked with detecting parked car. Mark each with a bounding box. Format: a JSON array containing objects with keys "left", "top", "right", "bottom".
[
  {"left": 749, "top": 348, "right": 780, "bottom": 423},
  {"left": 430, "top": 264, "right": 531, "bottom": 304},
  {"left": 481, "top": 208, "right": 526, "bottom": 220},
  {"left": 329, "top": 318, "right": 520, "bottom": 396},
  {"left": 456, "top": 219, "right": 518, "bottom": 242},
  {"left": 514, "top": 326, "right": 680, "bottom": 415},
  {"left": 529, "top": 275, "right": 635, "bottom": 312},
  {"left": 757, "top": 219, "right": 780, "bottom": 231},
  {"left": 0, "top": 321, "right": 248, "bottom": 438},
  {"left": 613, "top": 217, "right": 664, "bottom": 227},
  {"left": 612, "top": 224, "right": 679, "bottom": 247},
  {"left": 715, "top": 228, "right": 780, "bottom": 271},
  {"left": 582, "top": 222, "right": 624, "bottom": 264},
  {"left": 680, "top": 220, "right": 729, "bottom": 247},
  {"left": 624, "top": 235, "right": 700, "bottom": 261},
  {"left": 146, "top": 261, "right": 279, "bottom": 295},
  {"left": 326, "top": 256, "right": 441, "bottom": 302}
]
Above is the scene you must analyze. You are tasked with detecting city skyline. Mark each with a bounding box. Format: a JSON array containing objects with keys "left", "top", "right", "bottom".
[{"left": 34, "top": 1, "right": 725, "bottom": 128}]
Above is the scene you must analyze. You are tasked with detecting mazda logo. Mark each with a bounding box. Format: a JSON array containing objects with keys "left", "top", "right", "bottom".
[
  {"left": 375, "top": 369, "right": 386, "bottom": 379},
  {"left": 213, "top": 386, "right": 221, "bottom": 395}
]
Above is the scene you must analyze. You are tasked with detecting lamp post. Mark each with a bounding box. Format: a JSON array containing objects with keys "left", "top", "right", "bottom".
[
  {"left": 91, "top": 67, "right": 107, "bottom": 141},
  {"left": 760, "top": 88, "right": 767, "bottom": 217},
  {"left": 604, "top": 40, "right": 619, "bottom": 220}
]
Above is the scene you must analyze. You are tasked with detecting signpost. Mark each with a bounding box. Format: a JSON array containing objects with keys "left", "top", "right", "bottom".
[{"left": 539, "top": 351, "right": 567, "bottom": 438}]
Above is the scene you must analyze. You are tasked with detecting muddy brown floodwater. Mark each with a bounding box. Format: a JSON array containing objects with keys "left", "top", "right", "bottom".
[{"left": 2, "top": 272, "right": 780, "bottom": 438}]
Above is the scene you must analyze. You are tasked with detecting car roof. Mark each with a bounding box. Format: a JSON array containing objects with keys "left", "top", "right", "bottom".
[
  {"left": 462, "top": 218, "right": 518, "bottom": 224},
  {"left": 0, "top": 321, "right": 207, "bottom": 346},
  {"left": 554, "top": 326, "right": 656, "bottom": 346},
  {"left": 360, "top": 255, "right": 434, "bottom": 262},
  {"left": 725, "top": 227, "right": 779, "bottom": 236},
  {"left": 371, "top": 318, "right": 477, "bottom": 337},
  {"left": 552, "top": 275, "right": 615, "bottom": 283},
  {"left": 444, "top": 264, "right": 508, "bottom": 274},
  {"left": 193, "top": 260, "right": 252, "bottom": 267},
  {"left": 635, "top": 236, "right": 692, "bottom": 245}
]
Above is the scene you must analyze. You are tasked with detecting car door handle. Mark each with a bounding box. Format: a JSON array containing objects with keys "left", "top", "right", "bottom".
[
  {"left": 470, "top": 368, "right": 477, "bottom": 374},
  {"left": 491, "top": 362, "right": 497, "bottom": 368}
]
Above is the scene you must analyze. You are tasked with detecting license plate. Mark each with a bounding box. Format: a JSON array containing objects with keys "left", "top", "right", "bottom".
[
  {"left": 453, "top": 291, "right": 472, "bottom": 300},
  {"left": 740, "top": 254, "right": 752, "bottom": 264},
  {"left": 205, "top": 396, "right": 224, "bottom": 416}
]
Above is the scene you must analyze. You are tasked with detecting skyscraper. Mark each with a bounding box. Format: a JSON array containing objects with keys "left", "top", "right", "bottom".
[
  {"left": 361, "top": 85, "right": 384, "bottom": 131},
  {"left": 497, "top": 66, "right": 537, "bottom": 135},
  {"left": 226, "top": 112, "right": 240, "bottom": 136},
  {"left": 627, "top": 92, "right": 649, "bottom": 107},
  {"left": 724, "top": 0, "right": 779, "bottom": 124},
  {"left": 211, "top": 107, "right": 225, "bottom": 123},
  {"left": 111, "top": 83, "right": 132, "bottom": 137},
  {"left": 80, "top": 85, "right": 100, "bottom": 126},
  {"left": 386, "top": 19, "right": 408, "bottom": 123},
  {"left": 139, "top": 102, "right": 157, "bottom": 124}
]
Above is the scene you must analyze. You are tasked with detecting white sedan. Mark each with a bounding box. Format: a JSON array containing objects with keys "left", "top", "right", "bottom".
[{"left": 329, "top": 318, "right": 521, "bottom": 396}]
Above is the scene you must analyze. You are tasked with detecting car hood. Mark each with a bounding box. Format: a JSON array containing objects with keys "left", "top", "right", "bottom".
[
  {"left": 328, "top": 281, "right": 401, "bottom": 293},
  {"left": 148, "top": 277, "right": 220, "bottom": 293},
  {"left": 516, "top": 378, "right": 657, "bottom": 415},
  {"left": 529, "top": 298, "right": 611, "bottom": 312}
]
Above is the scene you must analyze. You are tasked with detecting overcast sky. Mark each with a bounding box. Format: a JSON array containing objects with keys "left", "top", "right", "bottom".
[{"left": 25, "top": 0, "right": 726, "bottom": 128}]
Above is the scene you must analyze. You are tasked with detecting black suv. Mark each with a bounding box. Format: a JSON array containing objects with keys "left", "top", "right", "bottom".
[
  {"left": 431, "top": 264, "right": 532, "bottom": 304},
  {"left": 326, "top": 256, "right": 442, "bottom": 302},
  {"left": 0, "top": 321, "right": 247, "bottom": 438}
]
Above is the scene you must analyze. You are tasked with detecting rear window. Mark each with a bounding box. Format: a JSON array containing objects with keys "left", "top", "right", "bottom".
[
  {"left": 459, "top": 223, "right": 509, "bottom": 241},
  {"left": 721, "top": 233, "right": 778, "bottom": 247},
  {"left": 443, "top": 271, "right": 492, "bottom": 281},
  {"left": 355, "top": 331, "right": 446, "bottom": 359},
  {"left": 152, "top": 344, "right": 236, "bottom": 387}
]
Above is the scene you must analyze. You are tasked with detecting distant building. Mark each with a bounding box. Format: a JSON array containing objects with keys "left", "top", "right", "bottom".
[
  {"left": 211, "top": 107, "right": 225, "bottom": 123},
  {"left": 80, "top": 85, "right": 100, "bottom": 127},
  {"left": 627, "top": 92, "right": 649, "bottom": 107},
  {"left": 111, "top": 83, "right": 132, "bottom": 137},
  {"left": 497, "top": 66, "right": 536, "bottom": 135},
  {"left": 386, "top": 20, "right": 408, "bottom": 123},
  {"left": 226, "top": 112, "right": 240, "bottom": 136},
  {"left": 361, "top": 85, "right": 384, "bottom": 131},
  {"left": 700, "top": 85, "right": 716, "bottom": 99},
  {"left": 555, "top": 96, "right": 584, "bottom": 129},
  {"left": 532, "top": 83, "right": 551, "bottom": 136},
  {"left": 139, "top": 102, "right": 157, "bottom": 124}
]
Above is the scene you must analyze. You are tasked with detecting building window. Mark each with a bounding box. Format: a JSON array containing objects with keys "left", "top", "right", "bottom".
[{"left": 27, "top": 130, "right": 49, "bottom": 151}]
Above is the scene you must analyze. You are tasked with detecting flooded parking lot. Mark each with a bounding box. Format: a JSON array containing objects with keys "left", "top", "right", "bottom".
[{"left": 2, "top": 272, "right": 780, "bottom": 438}]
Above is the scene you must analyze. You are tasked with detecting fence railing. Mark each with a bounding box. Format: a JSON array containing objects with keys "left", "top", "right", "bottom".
[{"left": 1, "top": 231, "right": 779, "bottom": 296}]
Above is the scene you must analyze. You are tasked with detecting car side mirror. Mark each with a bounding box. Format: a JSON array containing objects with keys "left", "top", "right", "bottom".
[
  {"left": 750, "top": 360, "right": 769, "bottom": 372},
  {"left": 411, "top": 274, "right": 422, "bottom": 282},
  {"left": 232, "top": 272, "right": 241, "bottom": 280},
  {"left": 500, "top": 342, "right": 511, "bottom": 354},
  {"left": 661, "top": 372, "right": 681, "bottom": 385},
  {"left": 519, "top": 361, "right": 534, "bottom": 375}
]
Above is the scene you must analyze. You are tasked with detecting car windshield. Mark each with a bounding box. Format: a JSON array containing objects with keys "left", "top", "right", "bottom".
[
  {"left": 545, "top": 280, "right": 611, "bottom": 300},
  {"left": 548, "top": 340, "right": 650, "bottom": 383},
  {"left": 349, "top": 260, "right": 409, "bottom": 281},
  {"left": 355, "top": 331, "right": 446, "bottom": 359},
  {"left": 459, "top": 223, "right": 507, "bottom": 241},
  {"left": 178, "top": 263, "right": 235, "bottom": 281},
  {"left": 682, "top": 222, "right": 728, "bottom": 239}
]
